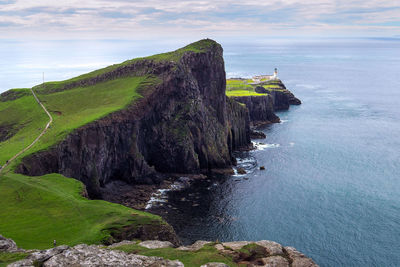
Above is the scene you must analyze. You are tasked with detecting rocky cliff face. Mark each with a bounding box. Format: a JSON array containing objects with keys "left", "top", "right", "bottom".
[
  {"left": 16, "top": 40, "right": 251, "bottom": 198},
  {"left": 230, "top": 95, "right": 280, "bottom": 125}
]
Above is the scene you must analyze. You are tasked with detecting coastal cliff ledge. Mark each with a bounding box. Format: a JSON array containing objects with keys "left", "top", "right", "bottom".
[{"left": 227, "top": 78, "right": 301, "bottom": 127}]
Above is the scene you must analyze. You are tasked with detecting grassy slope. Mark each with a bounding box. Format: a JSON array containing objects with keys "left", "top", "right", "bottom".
[
  {"left": 0, "top": 39, "right": 218, "bottom": 250},
  {"left": 0, "top": 90, "right": 48, "bottom": 164},
  {"left": 0, "top": 172, "right": 163, "bottom": 250}
]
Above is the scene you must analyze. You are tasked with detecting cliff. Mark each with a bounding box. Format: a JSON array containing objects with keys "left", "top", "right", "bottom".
[
  {"left": 230, "top": 95, "right": 280, "bottom": 125},
  {"left": 228, "top": 79, "right": 301, "bottom": 126},
  {"left": 16, "top": 39, "right": 251, "bottom": 198}
]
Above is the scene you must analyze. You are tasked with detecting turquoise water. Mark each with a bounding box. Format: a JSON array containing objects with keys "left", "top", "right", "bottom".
[{"left": 2, "top": 38, "right": 400, "bottom": 266}]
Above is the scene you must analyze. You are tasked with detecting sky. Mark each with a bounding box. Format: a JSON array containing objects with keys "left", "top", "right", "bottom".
[{"left": 0, "top": 0, "right": 400, "bottom": 40}]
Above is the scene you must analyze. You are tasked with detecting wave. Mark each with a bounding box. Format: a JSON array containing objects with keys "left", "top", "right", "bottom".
[{"left": 253, "top": 142, "right": 280, "bottom": 150}]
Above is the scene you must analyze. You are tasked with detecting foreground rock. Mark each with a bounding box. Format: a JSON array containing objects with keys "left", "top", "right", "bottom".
[
  {"left": 8, "top": 244, "right": 183, "bottom": 267},
  {"left": 0, "top": 234, "right": 20, "bottom": 253},
  {"left": 5, "top": 236, "right": 318, "bottom": 267}
]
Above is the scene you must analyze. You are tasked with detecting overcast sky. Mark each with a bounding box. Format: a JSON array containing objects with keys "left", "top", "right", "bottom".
[{"left": 1, "top": 0, "right": 399, "bottom": 39}]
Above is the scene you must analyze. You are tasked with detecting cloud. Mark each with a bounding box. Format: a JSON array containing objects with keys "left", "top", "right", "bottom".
[{"left": 0, "top": 0, "right": 399, "bottom": 39}]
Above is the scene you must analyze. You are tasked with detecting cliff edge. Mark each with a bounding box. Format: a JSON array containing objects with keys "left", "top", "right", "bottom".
[{"left": 16, "top": 39, "right": 251, "bottom": 198}]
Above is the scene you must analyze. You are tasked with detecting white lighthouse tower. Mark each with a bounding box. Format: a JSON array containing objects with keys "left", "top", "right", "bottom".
[{"left": 272, "top": 68, "right": 278, "bottom": 80}]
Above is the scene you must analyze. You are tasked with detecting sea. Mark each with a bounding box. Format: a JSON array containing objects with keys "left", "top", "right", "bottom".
[{"left": 1, "top": 37, "right": 399, "bottom": 266}]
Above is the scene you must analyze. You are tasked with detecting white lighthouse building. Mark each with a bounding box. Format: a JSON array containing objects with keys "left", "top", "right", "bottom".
[
  {"left": 272, "top": 68, "right": 278, "bottom": 80},
  {"left": 252, "top": 68, "right": 279, "bottom": 83}
]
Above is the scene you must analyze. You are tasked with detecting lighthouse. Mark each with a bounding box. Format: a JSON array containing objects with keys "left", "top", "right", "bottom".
[{"left": 273, "top": 68, "right": 278, "bottom": 80}]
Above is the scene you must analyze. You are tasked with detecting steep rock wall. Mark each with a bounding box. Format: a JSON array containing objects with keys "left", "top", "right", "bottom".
[
  {"left": 16, "top": 40, "right": 251, "bottom": 198},
  {"left": 231, "top": 80, "right": 301, "bottom": 125},
  {"left": 230, "top": 95, "right": 280, "bottom": 125}
]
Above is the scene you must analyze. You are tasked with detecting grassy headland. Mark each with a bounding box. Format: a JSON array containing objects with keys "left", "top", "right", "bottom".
[
  {"left": 226, "top": 78, "right": 285, "bottom": 97},
  {"left": 0, "top": 39, "right": 219, "bottom": 249}
]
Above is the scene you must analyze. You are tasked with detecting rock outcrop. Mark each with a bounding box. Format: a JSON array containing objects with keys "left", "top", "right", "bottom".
[
  {"left": 16, "top": 39, "right": 251, "bottom": 199},
  {"left": 230, "top": 80, "right": 301, "bottom": 125},
  {"left": 7, "top": 244, "right": 184, "bottom": 267},
  {"left": 4, "top": 235, "right": 318, "bottom": 267},
  {"left": 0, "top": 234, "right": 20, "bottom": 253},
  {"left": 231, "top": 95, "right": 280, "bottom": 125}
]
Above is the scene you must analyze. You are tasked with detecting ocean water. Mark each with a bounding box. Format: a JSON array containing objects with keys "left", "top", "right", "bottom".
[{"left": 2, "top": 38, "right": 400, "bottom": 266}]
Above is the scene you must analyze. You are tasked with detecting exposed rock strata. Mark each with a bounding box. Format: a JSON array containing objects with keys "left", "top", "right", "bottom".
[{"left": 17, "top": 40, "right": 251, "bottom": 199}]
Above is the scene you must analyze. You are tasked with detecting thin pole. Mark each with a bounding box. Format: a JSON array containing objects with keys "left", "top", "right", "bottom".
[{"left": 43, "top": 72, "right": 44, "bottom": 85}]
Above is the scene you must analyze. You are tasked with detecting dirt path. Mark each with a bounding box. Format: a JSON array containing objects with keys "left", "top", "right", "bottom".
[{"left": 0, "top": 88, "right": 53, "bottom": 174}]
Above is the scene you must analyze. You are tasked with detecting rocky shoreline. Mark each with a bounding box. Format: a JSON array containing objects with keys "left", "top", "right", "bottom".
[{"left": 1, "top": 235, "right": 318, "bottom": 266}]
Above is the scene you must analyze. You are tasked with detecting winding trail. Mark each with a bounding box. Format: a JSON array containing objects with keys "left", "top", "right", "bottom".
[{"left": 0, "top": 87, "right": 53, "bottom": 174}]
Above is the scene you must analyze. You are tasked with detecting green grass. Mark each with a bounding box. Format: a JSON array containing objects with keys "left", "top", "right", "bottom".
[
  {"left": 0, "top": 251, "right": 29, "bottom": 267},
  {"left": 0, "top": 89, "right": 48, "bottom": 164},
  {"left": 226, "top": 79, "right": 267, "bottom": 97},
  {"left": 113, "top": 242, "right": 244, "bottom": 267},
  {"left": 225, "top": 90, "right": 267, "bottom": 97},
  {"left": 0, "top": 172, "right": 164, "bottom": 250},
  {"left": 226, "top": 78, "right": 286, "bottom": 97}
]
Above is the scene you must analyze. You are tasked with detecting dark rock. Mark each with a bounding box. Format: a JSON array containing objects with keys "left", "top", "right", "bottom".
[
  {"left": 260, "top": 166, "right": 265, "bottom": 170},
  {"left": 106, "top": 219, "right": 181, "bottom": 246},
  {"left": 237, "top": 168, "right": 246, "bottom": 174},
  {"left": 232, "top": 95, "right": 280, "bottom": 125},
  {"left": 250, "top": 130, "right": 266, "bottom": 139},
  {"left": 0, "top": 89, "right": 30, "bottom": 102},
  {"left": 255, "top": 86, "right": 268, "bottom": 94},
  {"left": 0, "top": 124, "right": 18, "bottom": 142}
]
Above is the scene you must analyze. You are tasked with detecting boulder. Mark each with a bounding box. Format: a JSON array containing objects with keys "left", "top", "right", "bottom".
[
  {"left": 138, "top": 240, "right": 174, "bottom": 249},
  {"left": 256, "top": 240, "right": 284, "bottom": 256},
  {"left": 237, "top": 168, "right": 247, "bottom": 174},
  {"left": 0, "top": 234, "right": 19, "bottom": 252},
  {"left": 201, "top": 263, "right": 229, "bottom": 267},
  {"left": 222, "top": 241, "right": 251, "bottom": 250},
  {"left": 284, "top": 246, "right": 318, "bottom": 267},
  {"left": 10, "top": 244, "right": 183, "bottom": 267},
  {"left": 177, "top": 240, "right": 211, "bottom": 251},
  {"left": 260, "top": 255, "right": 289, "bottom": 267},
  {"left": 250, "top": 130, "right": 267, "bottom": 139}
]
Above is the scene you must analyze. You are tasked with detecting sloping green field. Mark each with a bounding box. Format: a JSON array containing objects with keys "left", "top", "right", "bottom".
[
  {"left": 0, "top": 90, "right": 48, "bottom": 164},
  {"left": 0, "top": 172, "right": 163, "bottom": 250}
]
